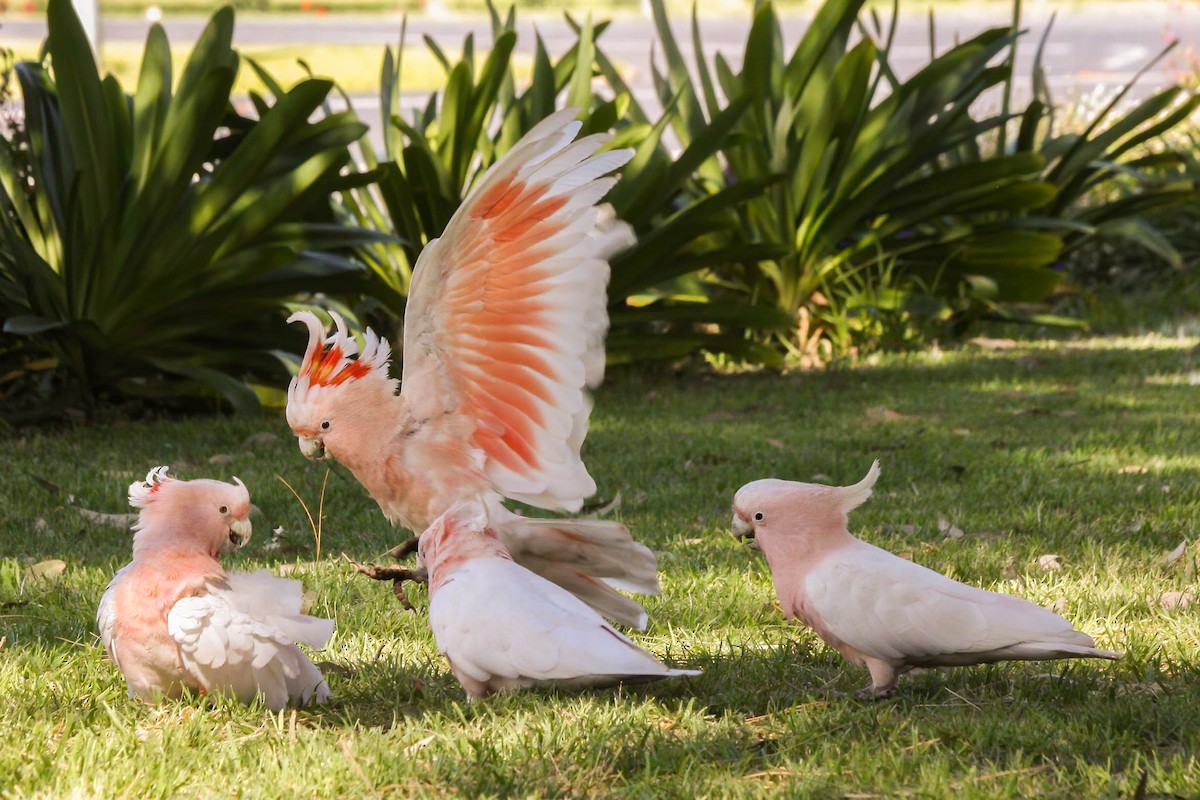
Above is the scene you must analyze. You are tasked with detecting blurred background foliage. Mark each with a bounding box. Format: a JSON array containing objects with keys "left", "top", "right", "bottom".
[{"left": 2, "top": 0, "right": 1199, "bottom": 418}]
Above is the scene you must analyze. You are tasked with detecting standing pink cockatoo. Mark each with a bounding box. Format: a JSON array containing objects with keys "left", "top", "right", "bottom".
[
  {"left": 98, "top": 467, "right": 333, "bottom": 711},
  {"left": 418, "top": 501, "right": 699, "bottom": 699},
  {"left": 284, "top": 108, "right": 658, "bottom": 628},
  {"left": 731, "top": 461, "right": 1122, "bottom": 699}
]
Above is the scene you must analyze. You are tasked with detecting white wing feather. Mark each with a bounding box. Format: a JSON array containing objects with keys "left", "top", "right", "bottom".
[
  {"left": 805, "top": 541, "right": 1104, "bottom": 665},
  {"left": 429, "top": 558, "right": 696, "bottom": 689},
  {"left": 167, "top": 574, "right": 333, "bottom": 711}
]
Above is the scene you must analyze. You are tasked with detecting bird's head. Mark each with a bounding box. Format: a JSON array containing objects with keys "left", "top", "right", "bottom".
[
  {"left": 732, "top": 460, "right": 881, "bottom": 555},
  {"left": 128, "top": 467, "right": 253, "bottom": 556},
  {"left": 285, "top": 310, "right": 398, "bottom": 464}
]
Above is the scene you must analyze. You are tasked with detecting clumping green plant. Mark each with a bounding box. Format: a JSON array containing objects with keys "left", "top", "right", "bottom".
[
  {"left": 0, "top": 1, "right": 382, "bottom": 418},
  {"left": 334, "top": 2, "right": 792, "bottom": 365}
]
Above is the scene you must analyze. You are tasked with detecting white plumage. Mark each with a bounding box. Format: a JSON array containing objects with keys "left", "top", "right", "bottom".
[
  {"left": 428, "top": 558, "right": 698, "bottom": 699},
  {"left": 167, "top": 572, "right": 333, "bottom": 711}
]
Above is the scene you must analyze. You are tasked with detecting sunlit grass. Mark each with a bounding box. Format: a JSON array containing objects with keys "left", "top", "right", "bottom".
[{"left": 1, "top": 331, "right": 1199, "bottom": 796}]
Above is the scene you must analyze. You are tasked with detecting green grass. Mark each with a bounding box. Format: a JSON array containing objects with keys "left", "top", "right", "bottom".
[{"left": 2, "top": 331, "right": 1199, "bottom": 797}]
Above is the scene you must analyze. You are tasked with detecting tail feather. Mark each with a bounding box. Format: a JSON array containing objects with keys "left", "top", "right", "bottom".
[
  {"left": 497, "top": 515, "right": 660, "bottom": 629},
  {"left": 535, "top": 563, "right": 650, "bottom": 631},
  {"left": 500, "top": 516, "right": 661, "bottom": 595}
]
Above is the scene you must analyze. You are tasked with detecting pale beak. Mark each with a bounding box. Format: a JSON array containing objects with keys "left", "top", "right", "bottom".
[
  {"left": 224, "top": 516, "right": 252, "bottom": 552},
  {"left": 298, "top": 436, "right": 327, "bottom": 460},
  {"left": 732, "top": 514, "right": 760, "bottom": 550}
]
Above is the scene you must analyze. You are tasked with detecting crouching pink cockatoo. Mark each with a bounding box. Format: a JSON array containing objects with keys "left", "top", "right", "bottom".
[
  {"left": 98, "top": 467, "right": 333, "bottom": 711},
  {"left": 731, "top": 461, "right": 1122, "bottom": 699},
  {"left": 284, "top": 108, "right": 658, "bottom": 629},
  {"left": 419, "top": 501, "right": 699, "bottom": 699}
]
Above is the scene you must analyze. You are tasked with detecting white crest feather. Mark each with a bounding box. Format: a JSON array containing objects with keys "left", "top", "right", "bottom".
[
  {"left": 129, "top": 466, "right": 172, "bottom": 508},
  {"left": 840, "top": 459, "right": 881, "bottom": 514}
]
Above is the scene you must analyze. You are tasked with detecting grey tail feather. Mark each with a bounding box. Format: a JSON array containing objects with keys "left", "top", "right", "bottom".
[
  {"left": 502, "top": 516, "right": 661, "bottom": 596},
  {"left": 536, "top": 563, "right": 650, "bottom": 630}
]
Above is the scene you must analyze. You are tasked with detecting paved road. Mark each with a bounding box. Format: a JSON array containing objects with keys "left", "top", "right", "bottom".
[
  {"left": 3, "top": 1, "right": 1197, "bottom": 130},
  {"left": 3, "top": 1, "right": 1197, "bottom": 95}
]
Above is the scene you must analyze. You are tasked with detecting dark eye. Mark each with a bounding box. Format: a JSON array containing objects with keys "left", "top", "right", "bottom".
[
  {"left": 753, "top": 512, "right": 764, "bottom": 522},
  {"left": 320, "top": 421, "right": 330, "bottom": 430},
  {"left": 219, "top": 505, "right": 229, "bottom": 514}
]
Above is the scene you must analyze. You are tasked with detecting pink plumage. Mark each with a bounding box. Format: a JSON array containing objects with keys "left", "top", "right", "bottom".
[
  {"left": 732, "top": 461, "right": 1121, "bottom": 699},
  {"left": 98, "top": 467, "right": 333, "bottom": 711},
  {"left": 284, "top": 109, "right": 657, "bottom": 629}
]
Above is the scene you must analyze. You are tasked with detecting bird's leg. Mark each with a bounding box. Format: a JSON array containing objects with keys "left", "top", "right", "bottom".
[
  {"left": 346, "top": 559, "right": 428, "bottom": 611},
  {"left": 853, "top": 684, "right": 898, "bottom": 701},
  {"left": 385, "top": 535, "right": 421, "bottom": 561},
  {"left": 854, "top": 659, "right": 900, "bottom": 701}
]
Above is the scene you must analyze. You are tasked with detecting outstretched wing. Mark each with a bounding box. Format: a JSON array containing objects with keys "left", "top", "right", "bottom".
[
  {"left": 401, "top": 108, "right": 635, "bottom": 512},
  {"left": 167, "top": 583, "right": 332, "bottom": 712}
]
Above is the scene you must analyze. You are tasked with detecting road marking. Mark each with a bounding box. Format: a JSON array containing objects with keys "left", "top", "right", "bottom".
[{"left": 1104, "top": 45, "right": 1150, "bottom": 70}]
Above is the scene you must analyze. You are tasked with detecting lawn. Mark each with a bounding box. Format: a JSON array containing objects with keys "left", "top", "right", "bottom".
[{"left": 1, "top": 330, "right": 1198, "bottom": 797}]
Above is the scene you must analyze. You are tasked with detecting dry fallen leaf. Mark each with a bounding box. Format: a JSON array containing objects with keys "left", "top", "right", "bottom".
[
  {"left": 1158, "top": 591, "right": 1194, "bottom": 611},
  {"left": 207, "top": 453, "right": 235, "bottom": 465},
  {"left": 1159, "top": 540, "right": 1188, "bottom": 568},
  {"left": 403, "top": 735, "right": 437, "bottom": 757},
  {"left": 967, "top": 337, "right": 1019, "bottom": 350},
  {"left": 864, "top": 406, "right": 915, "bottom": 422},
  {"left": 1119, "top": 465, "right": 1148, "bottom": 475},
  {"left": 25, "top": 559, "right": 67, "bottom": 582},
  {"left": 242, "top": 432, "right": 279, "bottom": 449},
  {"left": 938, "top": 519, "right": 965, "bottom": 540},
  {"left": 896, "top": 551, "right": 914, "bottom": 561},
  {"left": 77, "top": 508, "right": 138, "bottom": 527},
  {"left": 1036, "top": 554, "right": 1062, "bottom": 572},
  {"left": 300, "top": 590, "right": 318, "bottom": 614},
  {"left": 765, "top": 438, "right": 786, "bottom": 451}
]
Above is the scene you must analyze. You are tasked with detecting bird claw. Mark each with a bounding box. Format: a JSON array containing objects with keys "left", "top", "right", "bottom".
[
  {"left": 853, "top": 685, "right": 898, "bottom": 702},
  {"left": 346, "top": 560, "right": 428, "bottom": 611},
  {"left": 385, "top": 536, "right": 421, "bottom": 561}
]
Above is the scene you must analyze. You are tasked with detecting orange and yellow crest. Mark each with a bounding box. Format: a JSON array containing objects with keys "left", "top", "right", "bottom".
[{"left": 287, "top": 311, "right": 394, "bottom": 405}]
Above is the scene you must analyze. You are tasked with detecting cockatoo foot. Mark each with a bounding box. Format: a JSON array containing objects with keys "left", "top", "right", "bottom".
[
  {"left": 347, "top": 560, "right": 429, "bottom": 611},
  {"left": 854, "top": 684, "right": 898, "bottom": 701},
  {"left": 385, "top": 536, "right": 421, "bottom": 561}
]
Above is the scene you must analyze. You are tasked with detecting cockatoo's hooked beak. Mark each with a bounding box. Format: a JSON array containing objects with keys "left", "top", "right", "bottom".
[
  {"left": 224, "top": 516, "right": 252, "bottom": 553},
  {"left": 731, "top": 514, "right": 760, "bottom": 550},
  {"left": 298, "top": 436, "right": 327, "bottom": 461}
]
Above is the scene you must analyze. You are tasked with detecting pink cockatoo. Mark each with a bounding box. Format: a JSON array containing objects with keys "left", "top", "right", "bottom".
[
  {"left": 98, "top": 467, "right": 333, "bottom": 711},
  {"left": 731, "top": 461, "right": 1122, "bottom": 699},
  {"left": 418, "top": 501, "right": 699, "bottom": 699},
  {"left": 284, "top": 108, "right": 657, "bottom": 628}
]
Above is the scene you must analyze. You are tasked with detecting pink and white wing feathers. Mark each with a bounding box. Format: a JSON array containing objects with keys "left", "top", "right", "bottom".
[
  {"left": 166, "top": 572, "right": 334, "bottom": 711},
  {"left": 429, "top": 557, "right": 697, "bottom": 692},
  {"left": 401, "top": 108, "right": 635, "bottom": 512},
  {"left": 804, "top": 543, "right": 1118, "bottom": 664}
]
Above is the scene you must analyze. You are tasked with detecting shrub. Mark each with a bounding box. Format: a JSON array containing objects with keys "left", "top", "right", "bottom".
[{"left": 0, "top": 1, "right": 380, "bottom": 418}]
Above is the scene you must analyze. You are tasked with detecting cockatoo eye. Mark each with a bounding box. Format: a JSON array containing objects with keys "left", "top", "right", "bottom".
[
  {"left": 753, "top": 512, "right": 764, "bottom": 522},
  {"left": 219, "top": 505, "right": 229, "bottom": 514},
  {"left": 320, "top": 420, "right": 330, "bottom": 430}
]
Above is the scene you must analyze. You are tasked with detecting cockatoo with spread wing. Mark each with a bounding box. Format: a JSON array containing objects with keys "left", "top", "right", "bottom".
[
  {"left": 285, "top": 108, "right": 657, "bottom": 629},
  {"left": 731, "top": 461, "right": 1121, "bottom": 699},
  {"left": 419, "top": 501, "right": 699, "bottom": 700},
  {"left": 98, "top": 467, "right": 333, "bottom": 711}
]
